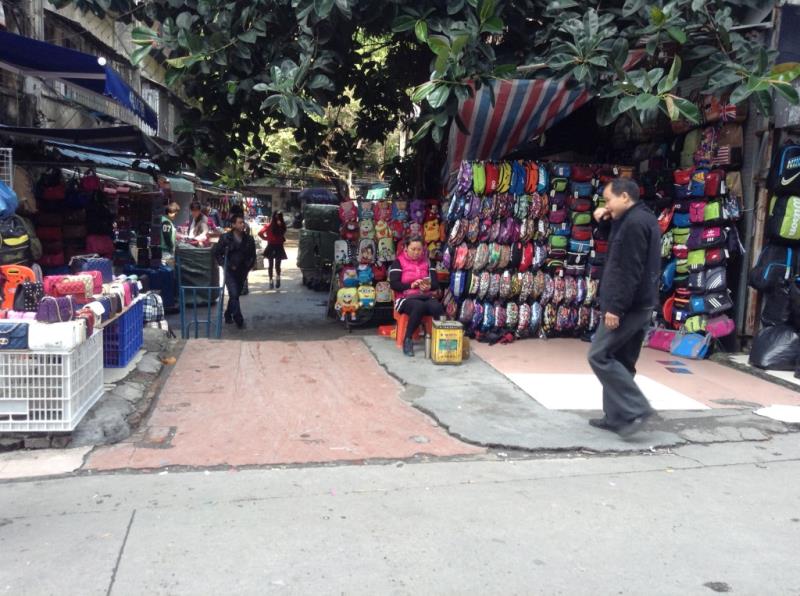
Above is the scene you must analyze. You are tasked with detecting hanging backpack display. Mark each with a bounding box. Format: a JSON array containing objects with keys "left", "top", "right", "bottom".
[
  {"left": 767, "top": 195, "right": 800, "bottom": 243},
  {"left": 768, "top": 144, "right": 800, "bottom": 196}
]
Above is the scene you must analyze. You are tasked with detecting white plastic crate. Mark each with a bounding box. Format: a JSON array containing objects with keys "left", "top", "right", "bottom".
[{"left": 0, "top": 331, "right": 104, "bottom": 432}]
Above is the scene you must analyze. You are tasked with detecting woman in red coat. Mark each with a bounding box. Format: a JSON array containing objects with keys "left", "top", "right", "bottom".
[{"left": 258, "top": 211, "right": 288, "bottom": 289}]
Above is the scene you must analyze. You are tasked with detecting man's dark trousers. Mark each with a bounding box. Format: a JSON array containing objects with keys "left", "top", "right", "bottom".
[
  {"left": 224, "top": 269, "right": 246, "bottom": 323},
  {"left": 588, "top": 307, "right": 653, "bottom": 425}
]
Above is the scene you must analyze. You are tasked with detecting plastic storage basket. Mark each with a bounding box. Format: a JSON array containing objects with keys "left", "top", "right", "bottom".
[
  {"left": 103, "top": 299, "right": 144, "bottom": 368},
  {"left": 0, "top": 330, "right": 104, "bottom": 432}
]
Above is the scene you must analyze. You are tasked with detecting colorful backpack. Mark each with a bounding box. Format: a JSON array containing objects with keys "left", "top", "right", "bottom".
[
  {"left": 472, "top": 162, "right": 486, "bottom": 195},
  {"left": 488, "top": 273, "right": 501, "bottom": 300},
  {"left": 359, "top": 201, "right": 375, "bottom": 220},
  {"left": 377, "top": 237, "right": 395, "bottom": 263},
  {"left": 541, "top": 273, "right": 554, "bottom": 303},
  {"left": 360, "top": 219, "right": 375, "bottom": 240},
  {"left": 468, "top": 270, "right": 481, "bottom": 295},
  {"left": 335, "top": 287, "right": 359, "bottom": 320},
  {"left": 506, "top": 302, "right": 519, "bottom": 329},
  {"left": 340, "top": 266, "right": 358, "bottom": 288},
  {"left": 334, "top": 240, "right": 351, "bottom": 266},
  {"left": 499, "top": 270, "right": 513, "bottom": 299},
  {"left": 481, "top": 300, "right": 496, "bottom": 331},
  {"left": 357, "top": 264, "right": 374, "bottom": 285},
  {"left": 375, "top": 281, "right": 392, "bottom": 302},
  {"left": 517, "top": 303, "right": 532, "bottom": 338},
  {"left": 358, "top": 239, "right": 376, "bottom": 264},
  {"left": 373, "top": 201, "right": 392, "bottom": 221},
  {"left": 576, "top": 277, "right": 587, "bottom": 305},
  {"left": 552, "top": 275, "right": 566, "bottom": 305},
  {"left": 410, "top": 200, "right": 425, "bottom": 224},
  {"left": 478, "top": 271, "right": 491, "bottom": 299},
  {"left": 542, "top": 303, "right": 557, "bottom": 336},
  {"left": 494, "top": 302, "right": 507, "bottom": 328},
  {"left": 525, "top": 162, "right": 539, "bottom": 194},
  {"left": 457, "top": 161, "right": 473, "bottom": 195},
  {"left": 530, "top": 302, "right": 543, "bottom": 336},
  {"left": 532, "top": 270, "right": 545, "bottom": 301},
  {"left": 341, "top": 220, "right": 359, "bottom": 241},
  {"left": 358, "top": 285, "right": 376, "bottom": 308},
  {"left": 459, "top": 298, "right": 475, "bottom": 325},
  {"left": 339, "top": 200, "right": 358, "bottom": 222},
  {"left": 565, "top": 276, "right": 578, "bottom": 305},
  {"left": 424, "top": 220, "right": 440, "bottom": 244},
  {"left": 510, "top": 271, "right": 522, "bottom": 297},
  {"left": 392, "top": 199, "right": 409, "bottom": 222}
]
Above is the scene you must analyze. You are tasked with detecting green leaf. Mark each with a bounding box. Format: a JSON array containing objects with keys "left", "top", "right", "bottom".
[
  {"left": 479, "top": 0, "right": 495, "bottom": 22},
  {"left": 451, "top": 34, "right": 469, "bottom": 56},
  {"left": 492, "top": 63, "right": 517, "bottom": 77},
  {"left": 308, "top": 74, "right": 334, "bottom": 90},
  {"left": 410, "top": 119, "right": 434, "bottom": 144},
  {"left": 481, "top": 16, "right": 504, "bottom": 34},
  {"left": 411, "top": 81, "right": 437, "bottom": 103},
  {"left": 432, "top": 123, "right": 443, "bottom": 144},
  {"left": 664, "top": 95, "right": 679, "bottom": 120},
  {"left": 610, "top": 38, "right": 629, "bottom": 69},
  {"left": 313, "top": 0, "right": 334, "bottom": 19},
  {"left": 729, "top": 83, "right": 751, "bottom": 106},
  {"left": 572, "top": 64, "right": 589, "bottom": 82},
  {"left": 447, "top": 0, "right": 465, "bottom": 15},
  {"left": 175, "top": 11, "right": 193, "bottom": 30},
  {"left": 392, "top": 15, "right": 417, "bottom": 32},
  {"left": 279, "top": 96, "right": 298, "bottom": 120},
  {"left": 650, "top": 6, "right": 666, "bottom": 26},
  {"left": 706, "top": 69, "right": 743, "bottom": 91},
  {"left": 770, "top": 62, "right": 800, "bottom": 85},
  {"left": 415, "top": 20, "right": 428, "bottom": 43},
  {"left": 252, "top": 83, "right": 272, "bottom": 93},
  {"left": 622, "top": 0, "right": 645, "bottom": 17},
  {"left": 238, "top": 30, "right": 258, "bottom": 44},
  {"left": 129, "top": 45, "right": 152, "bottom": 66},
  {"left": 753, "top": 89, "right": 772, "bottom": 117},
  {"left": 587, "top": 56, "right": 608, "bottom": 67},
  {"left": 618, "top": 95, "right": 637, "bottom": 112},
  {"left": 334, "top": 0, "right": 351, "bottom": 18},
  {"left": 599, "top": 85, "right": 623, "bottom": 98},
  {"left": 667, "top": 27, "right": 686, "bottom": 44},
  {"left": 774, "top": 82, "right": 800, "bottom": 105},
  {"left": 434, "top": 52, "right": 449, "bottom": 75},
  {"left": 131, "top": 26, "right": 159, "bottom": 42},
  {"left": 635, "top": 93, "right": 660, "bottom": 111},
  {"left": 465, "top": 0, "right": 478, "bottom": 7},
  {"left": 166, "top": 56, "right": 189, "bottom": 69},
  {"left": 674, "top": 97, "right": 700, "bottom": 124},
  {"left": 427, "top": 84, "right": 450, "bottom": 109},
  {"left": 658, "top": 56, "right": 681, "bottom": 94},
  {"left": 428, "top": 35, "right": 451, "bottom": 56}
]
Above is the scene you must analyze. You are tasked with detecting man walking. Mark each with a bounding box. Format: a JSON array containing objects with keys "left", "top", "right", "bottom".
[
  {"left": 588, "top": 178, "right": 661, "bottom": 436},
  {"left": 213, "top": 214, "right": 256, "bottom": 329}
]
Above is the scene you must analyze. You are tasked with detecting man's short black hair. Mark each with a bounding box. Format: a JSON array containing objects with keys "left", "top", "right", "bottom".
[
  {"left": 232, "top": 213, "right": 245, "bottom": 223},
  {"left": 608, "top": 177, "right": 640, "bottom": 202}
]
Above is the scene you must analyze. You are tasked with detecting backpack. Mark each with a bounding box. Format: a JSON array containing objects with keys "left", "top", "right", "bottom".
[
  {"left": 143, "top": 292, "right": 165, "bottom": 323},
  {"left": 767, "top": 195, "right": 800, "bottom": 243},
  {"left": 410, "top": 200, "right": 425, "bottom": 223},
  {"left": 530, "top": 302, "right": 543, "bottom": 336},
  {"left": 377, "top": 237, "right": 395, "bottom": 263},
  {"left": 457, "top": 162, "right": 473, "bottom": 195},
  {"left": 424, "top": 220, "right": 440, "bottom": 243},
  {"left": 459, "top": 298, "right": 476, "bottom": 325},
  {"left": 358, "top": 285, "right": 376, "bottom": 308},
  {"left": 392, "top": 199, "right": 409, "bottom": 222},
  {"left": 340, "top": 266, "right": 358, "bottom": 288},
  {"left": 689, "top": 266, "right": 727, "bottom": 294},
  {"left": 335, "top": 287, "right": 359, "bottom": 319},
  {"left": 510, "top": 162, "right": 527, "bottom": 195},
  {"left": 481, "top": 300, "right": 496, "bottom": 332},
  {"left": 525, "top": 162, "right": 539, "bottom": 194},
  {"left": 450, "top": 270, "right": 468, "bottom": 298},
  {"left": 478, "top": 271, "right": 491, "bottom": 299},
  {"left": 749, "top": 244, "right": 797, "bottom": 292},
  {"left": 375, "top": 281, "right": 392, "bottom": 302},
  {"left": 373, "top": 201, "right": 392, "bottom": 222},
  {"left": 519, "top": 242, "right": 534, "bottom": 272},
  {"left": 357, "top": 264, "right": 374, "bottom": 285},
  {"left": 536, "top": 162, "right": 549, "bottom": 193},
  {"left": 542, "top": 303, "right": 557, "bottom": 336},
  {"left": 488, "top": 273, "right": 501, "bottom": 300},
  {"left": 359, "top": 201, "right": 374, "bottom": 220},
  {"left": 768, "top": 144, "right": 800, "bottom": 196},
  {"left": 0, "top": 215, "right": 33, "bottom": 266},
  {"left": 374, "top": 220, "right": 391, "bottom": 240},
  {"left": 552, "top": 275, "right": 566, "bottom": 305},
  {"left": 565, "top": 276, "right": 578, "bottom": 305},
  {"left": 517, "top": 303, "right": 531, "bottom": 338},
  {"left": 334, "top": 240, "right": 352, "bottom": 266},
  {"left": 358, "top": 239, "right": 376, "bottom": 264}
]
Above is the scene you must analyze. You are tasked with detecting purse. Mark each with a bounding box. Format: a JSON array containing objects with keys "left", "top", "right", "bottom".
[
  {"left": 670, "top": 332, "right": 712, "bottom": 359},
  {"left": 35, "top": 295, "right": 75, "bottom": 323},
  {"left": 27, "top": 320, "right": 86, "bottom": 350},
  {"left": 706, "top": 315, "right": 735, "bottom": 339},
  {"left": 0, "top": 321, "right": 29, "bottom": 349},
  {"left": 12, "top": 281, "right": 44, "bottom": 312}
]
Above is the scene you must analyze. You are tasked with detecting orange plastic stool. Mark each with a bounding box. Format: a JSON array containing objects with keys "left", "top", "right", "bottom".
[
  {"left": 393, "top": 310, "right": 433, "bottom": 348},
  {"left": 1, "top": 265, "right": 36, "bottom": 309}
]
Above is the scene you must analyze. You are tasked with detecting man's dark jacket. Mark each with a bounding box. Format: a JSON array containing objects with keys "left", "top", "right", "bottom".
[
  {"left": 213, "top": 230, "right": 256, "bottom": 276},
  {"left": 599, "top": 201, "right": 661, "bottom": 317}
]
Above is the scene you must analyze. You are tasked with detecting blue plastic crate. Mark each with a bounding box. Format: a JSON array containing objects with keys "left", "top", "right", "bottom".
[{"left": 103, "top": 300, "right": 144, "bottom": 368}]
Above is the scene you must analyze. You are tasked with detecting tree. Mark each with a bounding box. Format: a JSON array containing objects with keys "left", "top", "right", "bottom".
[{"left": 54, "top": 0, "right": 800, "bottom": 194}]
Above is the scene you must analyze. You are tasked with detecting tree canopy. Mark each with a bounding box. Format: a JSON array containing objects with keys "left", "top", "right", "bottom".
[{"left": 54, "top": 0, "right": 800, "bottom": 192}]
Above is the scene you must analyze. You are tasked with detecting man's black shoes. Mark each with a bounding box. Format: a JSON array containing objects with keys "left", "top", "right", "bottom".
[
  {"left": 589, "top": 410, "right": 655, "bottom": 437},
  {"left": 225, "top": 315, "right": 234, "bottom": 325}
]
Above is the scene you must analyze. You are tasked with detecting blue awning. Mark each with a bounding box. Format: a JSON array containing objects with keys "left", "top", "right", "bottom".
[{"left": 0, "top": 30, "right": 158, "bottom": 130}]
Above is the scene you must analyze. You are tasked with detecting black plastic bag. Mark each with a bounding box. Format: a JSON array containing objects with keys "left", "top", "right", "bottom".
[
  {"left": 761, "top": 282, "right": 791, "bottom": 327},
  {"left": 749, "top": 324, "right": 800, "bottom": 370}
]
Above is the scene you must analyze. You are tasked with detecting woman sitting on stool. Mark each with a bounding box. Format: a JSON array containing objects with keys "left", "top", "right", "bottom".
[{"left": 389, "top": 235, "right": 444, "bottom": 357}]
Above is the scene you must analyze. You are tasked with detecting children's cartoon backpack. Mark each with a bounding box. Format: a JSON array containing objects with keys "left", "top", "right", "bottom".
[
  {"left": 410, "top": 200, "right": 425, "bottom": 224},
  {"left": 424, "top": 200, "right": 440, "bottom": 222},
  {"left": 375, "top": 220, "right": 391, "bottom": 240},
  {"left": 335, "top": 287, "right": 359, "bottom": 320},
  {"left": 408, "top": 221, "right": 423, "bottom": 238},
  {"left": 334, "top": 239, "right": 351, "bottom": 266},
  {"left": 341, "top": 220, "right": 359, "bottom": 241},
  {"left": 357, "top": 264, "right": 374, "bottom": 285},
  {"left": 340, "top": 266, "right": 358, "bottom": 288},
  {"left": 424, "top": 219, "right": 440, "bottom": 244},
  {"left": 517, "top": 303, "right": 532, "bottom": 338},
  {"left": 389, "top": 219, "right": 405, "bottom": 241},
  {"left": 373, "top": 201, "right": 392, "bottom": 221},
  {"left": 466, "top": 217, "right": 480, "bottom": 244},
  {"left": 375, "top": 281, "right": 392, "bottom": 302},
  {"left": 377, "top": 237, "right": 395, "bottom": 263},
  {"left": 359, "top": 201, "right": 374, "bottom": 220},
  {"left": 358, "top": 239, "right": 376, "bottom": 264},
  {"left": 360, "top": 219, "right": 375, "bottom": 240},
  {"left": 510, "top": 272, "right": 522, "bottom": 297},
  {"left": 339, "top": 200, "right": 358, "bottom": 223},
  {"left": 357, "top": 284, "right": 376, "bottom": 308},
  {"left": 394, "top": 199, "right": 410, "bottom": 222},
  {"left": 428, "top": 241, "right": 442, "bottom": 262}
]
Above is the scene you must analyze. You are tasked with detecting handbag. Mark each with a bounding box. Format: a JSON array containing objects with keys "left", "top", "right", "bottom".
[
  {"left": 28, "top": 320, "right": 86, "bottom": 350},
  {"left": 35, "top": 295, "right": 75, "bottom": 323},
  {"left": 12, "top": 281, "right": 44, "bottom": 312},
  {"left": 670, "top": 332, "right": 712, "bottom": 359},
  {"left": 646, "top": 327, "right": 677, "bottom": 352},
  {"left": 706, "top": 315, "right": 735, "bottom": 339},
  {"left": 0, "top": 321, "right": 29, "bottom": 349}
]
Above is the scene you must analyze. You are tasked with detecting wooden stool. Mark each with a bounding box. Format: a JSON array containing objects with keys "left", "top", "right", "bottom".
[{"left": 394, "top": 310, "right": 433, "bottom": 349}]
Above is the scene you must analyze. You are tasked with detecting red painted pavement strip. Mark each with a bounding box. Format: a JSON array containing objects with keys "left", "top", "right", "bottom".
[
  {"left": 87, "top": 338, "right": 482, "bottom": 470},
  {"left": 472, "top": 338, "right": 800, "bottom": 409}
]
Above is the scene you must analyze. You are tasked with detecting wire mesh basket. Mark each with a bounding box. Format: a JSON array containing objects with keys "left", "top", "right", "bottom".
[{"left": 0, "top": 148, "right": 12, "bottom": 188}]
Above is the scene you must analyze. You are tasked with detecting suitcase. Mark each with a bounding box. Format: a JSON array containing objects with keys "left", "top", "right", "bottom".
[{"left": 123, "top": 265, "right": 175, "bottom": 309}]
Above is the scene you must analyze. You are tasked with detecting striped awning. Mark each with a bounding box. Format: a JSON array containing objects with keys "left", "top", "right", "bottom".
[{"left": 444, "top": 78, "right": 590, "bottom": 187}]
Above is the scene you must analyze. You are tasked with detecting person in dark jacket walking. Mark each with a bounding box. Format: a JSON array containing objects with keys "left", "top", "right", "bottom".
[
  {"left": 212, "top": 214, "right": 256, "bottom": 329},
  {"left": 587, "top": 178, "right": 661, "bottom": 436}
]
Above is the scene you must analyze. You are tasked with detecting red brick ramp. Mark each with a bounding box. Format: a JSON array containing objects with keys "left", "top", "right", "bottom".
[{"left": 87, "top": 338, "right": 481, "bottom": 470}]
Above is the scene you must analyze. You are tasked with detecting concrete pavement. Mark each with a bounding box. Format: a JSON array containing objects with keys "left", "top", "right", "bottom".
[{"left": 1, "top": 435, "right": 799, "bottom": 595}]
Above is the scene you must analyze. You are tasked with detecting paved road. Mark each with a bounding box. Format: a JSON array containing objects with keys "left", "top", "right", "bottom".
[{"left": 2, "top": 434, "right": 799, "bottom": 595}]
